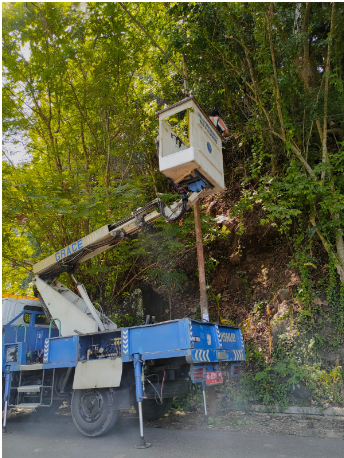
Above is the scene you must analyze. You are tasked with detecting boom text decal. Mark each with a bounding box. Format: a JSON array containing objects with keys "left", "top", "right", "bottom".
[
  {"left": 197, "top": 111, "right": 218, "bottom": 145},
  {"left": 55, "top": 239, "right": 83, "bottom": 261}
]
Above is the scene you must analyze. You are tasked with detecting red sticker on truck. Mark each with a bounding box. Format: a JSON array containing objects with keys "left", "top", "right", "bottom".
[{"left": 206, "top": 371, "right": 223, "bottom": 385}]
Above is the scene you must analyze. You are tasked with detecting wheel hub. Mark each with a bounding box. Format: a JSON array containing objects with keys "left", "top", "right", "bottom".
[{"left": 80, "top": 390, "right": 103, "bottom": 422}]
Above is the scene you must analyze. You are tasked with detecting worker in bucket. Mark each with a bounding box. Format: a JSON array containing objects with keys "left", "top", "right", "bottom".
[{"left": 209, "top": 109, "right": 229, "bottom": 137}]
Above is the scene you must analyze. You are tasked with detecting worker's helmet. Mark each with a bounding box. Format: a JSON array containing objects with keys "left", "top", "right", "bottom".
[{"left": 209, "top": 109, "right": 220, "bottom": 117}]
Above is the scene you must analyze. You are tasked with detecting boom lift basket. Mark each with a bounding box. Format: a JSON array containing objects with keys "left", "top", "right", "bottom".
[{"left": 156, "top": 97, "right": 225, "bottom": 195}]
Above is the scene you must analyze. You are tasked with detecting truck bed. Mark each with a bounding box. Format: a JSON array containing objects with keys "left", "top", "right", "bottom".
[{"left": 33, "top": 318, "right": 245, "bottom": 369}]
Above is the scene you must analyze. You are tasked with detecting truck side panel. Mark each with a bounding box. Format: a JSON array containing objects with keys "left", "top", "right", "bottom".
[
  {"left": 128, "top": 320, "right": 189, "bottom": 356},
  {"left": 44, "top": 335, "right": 78, "bottom": 366},
  {"left": 73, "top": 358, "right": 122, "bottom": 389}
]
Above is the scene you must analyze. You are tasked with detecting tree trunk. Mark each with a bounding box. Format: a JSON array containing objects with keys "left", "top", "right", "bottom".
[
  {"left": 294, "top": 3, "right": 302, "bottom": 35},
  {"left": 310, "top": 216, "right": 344, "bottom": 283},
  {"left": 335, "top": 232, "right": 344, "bottom": 279}
]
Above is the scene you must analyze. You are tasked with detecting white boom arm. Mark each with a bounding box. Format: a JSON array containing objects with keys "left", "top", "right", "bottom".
[
  {"left": 32, "top": 191, "right": 201, "bottom": 335},
  {"left": 33, "top": 192, "right": 200, "bottom": 280}
]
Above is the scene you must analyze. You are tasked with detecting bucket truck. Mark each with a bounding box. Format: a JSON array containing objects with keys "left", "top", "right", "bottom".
[{"left": 2, "top": 97, "right": 245, "bottom": 446}]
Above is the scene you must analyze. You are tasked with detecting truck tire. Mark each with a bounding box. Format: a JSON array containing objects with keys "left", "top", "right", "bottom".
[
  {"left": 137, "top": 397, "right": 173, "bottom": 421},
  {"left": 71, "top": 388, "right": 119, "bottom": 437}
]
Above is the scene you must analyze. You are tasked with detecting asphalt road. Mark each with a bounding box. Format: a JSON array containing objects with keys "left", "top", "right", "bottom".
[{"left": 2, "top": 411, "right": 343, "bottom": 458}]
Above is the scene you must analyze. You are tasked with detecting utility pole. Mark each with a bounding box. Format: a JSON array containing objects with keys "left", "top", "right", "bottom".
[
  {"left": 194, "top": 199, "right": 209, "bottom": 322},
  {"left": 182, "top": 55, "right": 208, "bottom": 322},
  {"left": 195, "top": 196, "right": 215, "bottom": 416}
]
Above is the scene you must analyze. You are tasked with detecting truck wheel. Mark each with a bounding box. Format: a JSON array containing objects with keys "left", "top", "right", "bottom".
[
  {"left": 71, "top": 388, "right": 119, "bottom": 437},
  {"left": 138, "top": 397, "right": 173, "bottom": 421}
]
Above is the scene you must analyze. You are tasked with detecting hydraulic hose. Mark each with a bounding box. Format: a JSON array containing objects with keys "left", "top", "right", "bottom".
[{"left": 157, "top": 192, "right": 188, "bottom": 223}]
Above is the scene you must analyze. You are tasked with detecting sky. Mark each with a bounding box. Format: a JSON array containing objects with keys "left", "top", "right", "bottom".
[{"left": 2, "top": 43, "right": 32, "bottom": 166}]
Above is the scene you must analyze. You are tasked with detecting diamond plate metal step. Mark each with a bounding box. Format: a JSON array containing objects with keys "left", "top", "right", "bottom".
[{"left": 14, "top": 403, "right": 40, "bottom": 409}]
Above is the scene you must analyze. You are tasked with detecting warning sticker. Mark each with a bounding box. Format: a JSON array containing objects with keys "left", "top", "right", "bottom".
[{"left": 206, "top": 371, "right": 223, "bottom": 385}]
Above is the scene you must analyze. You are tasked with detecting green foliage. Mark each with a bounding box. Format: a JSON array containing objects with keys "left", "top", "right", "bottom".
[
  {"left": 252, "top": 301, "right": 266, "bottom": 320},
  {"left": 108, "top": 312, "right": 143, "bottom": 328},
  {"left": 171, "top": 385, "right": 204, "bottom": 412},
  {"left": 242, "top": 367, "right": 290, "bottom": 407},
  {"left": 226, "top": 417, "right": 252, "bottom": 426},
  {"left": 290, "top": 234, "right": 317, "bottom": 308},
  {"left": 244, "top": 342, "right": 264, "bottom": 364},
  {"left": 1, "top": 2, "right": 193, "bottom": 305},
  {"left": 2, "top": 3, "right": 344, "bottom": 317},
  {"left": 147, "top": 268, "right": 187, "bottom": 292},
  {"left": 237, "top": 270, "right": 254, "bottom": 298},
  {"left": 326, "top": 257, "right": 344, "bottom": 334},
  {"left": 203, "top": 257, "right": 219, "bottom": 281},
  {"left": 241, "top": 352, "right": 344, "bottom": 407},
  {"left": 207, "top": 285, "right": 223, "bottom": 323}
]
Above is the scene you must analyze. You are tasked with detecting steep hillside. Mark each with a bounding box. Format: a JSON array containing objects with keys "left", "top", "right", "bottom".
[{"left": 122, "top": 188, "right": 344, "bottom": 408}]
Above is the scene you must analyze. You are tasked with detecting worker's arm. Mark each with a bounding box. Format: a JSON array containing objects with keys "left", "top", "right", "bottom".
[{"left": 218, "top": 118, "right": 229, "bottom": 137}]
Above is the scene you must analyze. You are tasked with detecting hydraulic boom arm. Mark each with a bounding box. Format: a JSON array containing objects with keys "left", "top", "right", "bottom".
[
  {"left": 33, "top": 191, "right": 200, "bottom": 280},
  {"left": 31, "top": 191, "right": 201, "bottom": 335}
]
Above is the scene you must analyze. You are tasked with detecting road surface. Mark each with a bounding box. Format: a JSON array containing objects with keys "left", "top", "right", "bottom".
[{"left": 2, "top": 410, "right": 343, "bottom": 458}]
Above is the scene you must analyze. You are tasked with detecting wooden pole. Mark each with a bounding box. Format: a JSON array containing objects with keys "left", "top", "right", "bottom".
[
  {"left": 168, "top": 290, "right": 172, "bottom": 320},
  {"left": 194, "top": 199, "right": 209, "bottom": 322}
]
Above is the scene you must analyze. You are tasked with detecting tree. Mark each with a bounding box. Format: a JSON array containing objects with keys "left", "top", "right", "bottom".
[
  {"left": 3, "top": 2, "right": 344, "bottom": 309},
  {"left": 166, "top": 2, "right": 344, "bottom": 281},
  {"left": 2, "top": 2, "right": 193, "bottom": 306}
]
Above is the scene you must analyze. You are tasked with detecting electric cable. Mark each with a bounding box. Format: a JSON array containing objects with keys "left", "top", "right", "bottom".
[
  {"left": 160, "top": 370, "right": 166, "bottom": 401},
  {"left": 157, "top": 193, "right": 189, "bottom": 223},
  {"left": 145, "top": 374, "right": 163, "bottom": 405}
]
